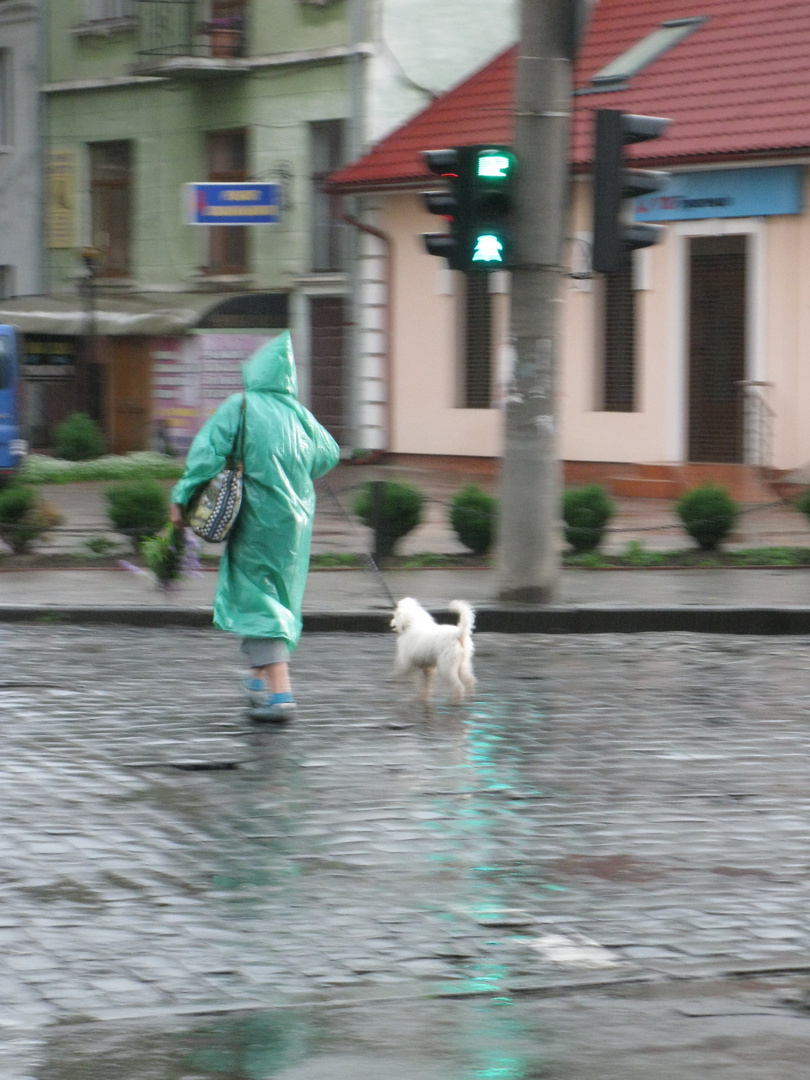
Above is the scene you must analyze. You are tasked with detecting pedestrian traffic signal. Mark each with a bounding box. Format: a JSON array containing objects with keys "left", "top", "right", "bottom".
[
  {"left": 421, "top": 145, "right": 516, "bottom": 272},
  {"left": 468, "top": 145, "right": 516, "bottom": 271},
  {"left": 592, "top": 109, "right": 671, "bottom": 274}
]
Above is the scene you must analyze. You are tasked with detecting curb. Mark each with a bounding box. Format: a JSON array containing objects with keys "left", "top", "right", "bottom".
[{"left": 4, "top": 604, "right": 810, "bottom": 634}]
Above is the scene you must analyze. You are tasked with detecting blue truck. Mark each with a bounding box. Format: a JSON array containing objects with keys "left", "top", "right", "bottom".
[{"left": 0, "top": 324, "right": 24, "bottom": 484}]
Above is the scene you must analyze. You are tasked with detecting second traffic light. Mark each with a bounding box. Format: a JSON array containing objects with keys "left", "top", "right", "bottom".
[
  {"left": 422, "top": 145, "right": 517, "bottom": 272},
  {"left": 592, "top": 109, "right": 671, "bottom": 274}
]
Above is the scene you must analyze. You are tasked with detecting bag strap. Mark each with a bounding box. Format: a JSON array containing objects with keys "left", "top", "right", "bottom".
[{"left": 226, "top": 393, "right": 246, "bottom": 468}]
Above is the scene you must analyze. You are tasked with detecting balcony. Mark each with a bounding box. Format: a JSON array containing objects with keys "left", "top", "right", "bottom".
[{"left": 133, "top": 0, "right": 249, "bottom": 78}]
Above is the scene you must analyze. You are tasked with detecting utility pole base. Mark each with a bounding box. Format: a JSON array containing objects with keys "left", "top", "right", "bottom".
[{"left": 497, "top": 583, "right": 557, "bottom": 605}]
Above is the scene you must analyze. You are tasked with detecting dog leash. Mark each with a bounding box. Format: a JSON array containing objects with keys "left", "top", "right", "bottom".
[{"left": 321, "top": 479, "right": 398, "bottom": 608}]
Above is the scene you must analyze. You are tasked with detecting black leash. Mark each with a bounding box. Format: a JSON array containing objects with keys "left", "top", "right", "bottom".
[{"left": 321, "top": 479, "right": 397, "bottom": 608}]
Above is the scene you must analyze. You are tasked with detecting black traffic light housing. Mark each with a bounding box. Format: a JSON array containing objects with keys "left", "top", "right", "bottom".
[
  {"left": 592, "top": 109, "right": 671, "bottom": 274},
  {"left": 422, "top": 148, "right": 465, "bottom": 270},
  {"left": 422, "top": 145, "right": 516, "bottom": 272}
]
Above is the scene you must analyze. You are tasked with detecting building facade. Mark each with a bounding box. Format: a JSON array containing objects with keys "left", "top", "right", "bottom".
[
  {"left": 0, "top": 0, "right": 43, "bottom": 299},
  {"left": 0, "top": 0, "right": 516, "bottom": 452},
  {"left": 327, "top": 0, "right": 810, "bottom": 492}
]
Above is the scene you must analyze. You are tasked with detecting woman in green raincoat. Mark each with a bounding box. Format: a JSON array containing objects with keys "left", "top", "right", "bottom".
[{"left": 170, "top": 332, "right": 339, "bottom": 721}]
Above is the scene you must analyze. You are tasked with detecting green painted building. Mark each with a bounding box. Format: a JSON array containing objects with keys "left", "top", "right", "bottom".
[{"left": 1, "top": 0, "right": 515, "bottom": 452}]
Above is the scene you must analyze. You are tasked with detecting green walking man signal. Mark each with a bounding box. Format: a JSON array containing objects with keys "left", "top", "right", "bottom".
[{"left": 421, "top": 144, "right": 517, "bottom": 272}]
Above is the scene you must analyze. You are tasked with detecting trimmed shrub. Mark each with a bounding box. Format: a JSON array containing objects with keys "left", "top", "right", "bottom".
[
  {"left": 449, "top": 484, "right": 498, "bottom": 555},
  {"left": 353, "top": 480, "right": 425, "bottom": 558},
  {"left": 0, "top": 484, "right": 63, "bottom": 553},
  {"left": 562, "top": 484, "right": 615, "bottom": 553},
  {"left": 53, "top": 412, "right": 106, "bottom": 461},
  {"left": 676, "top": 484, "right": 738, "bottom": 550},
  {"left": 795, "top": 488, "right": 810, "bottom": 525},
  {"left": 105, "top": 479, "right": 169, "bottom": 543}
]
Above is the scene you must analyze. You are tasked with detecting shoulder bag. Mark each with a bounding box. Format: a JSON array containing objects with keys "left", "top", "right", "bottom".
[{"left": 186, "top": 394, "right": 246, "bottom": 543}]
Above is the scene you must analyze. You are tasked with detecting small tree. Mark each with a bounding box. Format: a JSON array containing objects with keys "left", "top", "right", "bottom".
[
  {"left": 353, "top": 480, "right": 425, "bottom": 558},
  {"left": 53, "top": 413, "right": 106, "bottom": 461},
  {"left": 562, "top": 484, "right": 615, "bottom": 553},
  {"left": 449, "top": 484, "right": 498, "bottom": 555},
  {"left": 676, "top": 484, "right": 738, "bottom": 551}
]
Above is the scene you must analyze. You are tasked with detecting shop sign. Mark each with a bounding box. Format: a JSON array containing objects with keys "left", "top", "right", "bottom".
[
  {"left": 635, "top": 165, "right": 803, "bottom": 222},
  {"left": 22, "top": 339, "right": 76, "bottom": 380},
  {"left": 186, "top": 183, "right": 281, "bottom": 225}
]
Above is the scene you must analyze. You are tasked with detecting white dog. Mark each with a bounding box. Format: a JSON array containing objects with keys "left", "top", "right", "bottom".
[{"left": 390, "top": 597, "right": 476, "bottom": 703}]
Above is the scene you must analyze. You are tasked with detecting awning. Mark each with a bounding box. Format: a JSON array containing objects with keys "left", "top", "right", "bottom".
[{"left": 0, "top": 291, "right": 288, "bottom": 336}]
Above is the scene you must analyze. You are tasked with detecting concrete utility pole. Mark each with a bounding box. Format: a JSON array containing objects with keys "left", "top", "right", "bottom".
[{"left": 498, "top": 0, "right": 574, "bottom": 602}]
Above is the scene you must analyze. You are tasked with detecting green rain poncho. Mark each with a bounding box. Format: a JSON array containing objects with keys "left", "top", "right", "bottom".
[{"left": 171, "top": 332, "right": 339, "bottom": 649}]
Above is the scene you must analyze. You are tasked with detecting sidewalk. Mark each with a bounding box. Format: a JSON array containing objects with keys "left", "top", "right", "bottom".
[{"left": 4, "top": 461, "right": 810, "bottom": 630}]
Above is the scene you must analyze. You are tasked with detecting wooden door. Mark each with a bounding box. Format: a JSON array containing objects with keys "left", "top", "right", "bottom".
[{"left": 109, "top": 338, "right": 151, "bottom": 453}]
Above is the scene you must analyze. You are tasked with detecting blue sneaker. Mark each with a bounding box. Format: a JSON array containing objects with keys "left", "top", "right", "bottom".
[
  {"left": 242, "top": 675, "right": 266, "bottom": 708},
  {"left": 249, "top": 692, "right": 297, "bottom": 723}
]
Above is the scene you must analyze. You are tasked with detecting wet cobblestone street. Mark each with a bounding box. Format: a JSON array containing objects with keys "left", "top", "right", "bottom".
[{"left": 4, "top": 626, "right": 810, "bottom": 1075}]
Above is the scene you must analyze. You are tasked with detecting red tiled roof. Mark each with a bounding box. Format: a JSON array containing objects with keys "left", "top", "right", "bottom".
[{"left": 327, "top": 0, "right": 810, "bottom": 192}]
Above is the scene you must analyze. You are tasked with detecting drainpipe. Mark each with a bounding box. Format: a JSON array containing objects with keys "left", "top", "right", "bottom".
[{"left": 337, "top": 196, "right": 393, "bottom": 454}]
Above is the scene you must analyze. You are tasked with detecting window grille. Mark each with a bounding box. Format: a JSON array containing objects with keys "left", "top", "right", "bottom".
[
  {"left": 462, "top": 275, "right": 493, "bottom": 409},
  {"left": 601, "top": 256, "right": 636, "bottom": 411}
]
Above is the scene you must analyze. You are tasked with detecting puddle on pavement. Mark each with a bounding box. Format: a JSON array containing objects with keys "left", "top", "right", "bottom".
[
  {"left": 37, "top": 995, "right": 539, "bottom": 1080},
  {"left": 34, "top": 978, "right": 810, "bottom": 1080}
]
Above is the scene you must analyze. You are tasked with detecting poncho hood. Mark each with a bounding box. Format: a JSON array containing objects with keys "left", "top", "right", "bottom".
[{"left": 242, "top": 331, "right": 298, "bottom": 396}]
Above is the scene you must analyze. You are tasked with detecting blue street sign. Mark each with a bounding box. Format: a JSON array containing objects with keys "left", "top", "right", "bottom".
[{"left": 186, "top": 182, "right": 281, "bottom": 225}]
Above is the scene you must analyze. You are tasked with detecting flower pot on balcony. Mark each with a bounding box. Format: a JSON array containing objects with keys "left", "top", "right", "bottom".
[{"left": 210, "top": 27, "right": 240, "bottom": 57}]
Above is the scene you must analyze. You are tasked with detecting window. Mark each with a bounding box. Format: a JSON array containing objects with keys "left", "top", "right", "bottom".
[
  {"left": 0, "top": 51, "right": 10, "bottom": 147},
  {"left": 0, "top": 266, "right": 14, "bottom": 300},
  {"left": 206, "top": 130, "right": 248, "bottom": 274},
  {"left": 590, "top": 18, "right": 706, "bottom": 89},
  {"left": 310, "top": 120, "right": 348, "bottom": 272},
  {"left": 600, "top": 256, "right": 636, "bottom": 411},
  {"left": 89, "top": 141, "right": 132, "bottom": 277},
  {"left": 460, "top": 275, "right": 494, "bottom": 409},
  {"left": 82, "top": 0, "right": 137, "bottom": 20}
]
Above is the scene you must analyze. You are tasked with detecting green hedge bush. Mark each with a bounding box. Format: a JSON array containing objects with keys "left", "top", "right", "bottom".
[
  {"left": 562, "top": 484, "right": 615, "bottom": 553},
  {"left": 353, "top": 480, "right": 425, "bottom": 558},
  {"left": 0, "top": 484, "right": 63, "bottom": 553},
  {"left": 449, "top": 484, "right": 497, "bottom": 555},
  {"left": 676, "top": 484, "right": 738, "bottom": 550},
  {"left": 53, "top": 412, "right": 106, "bottom": 461},
  {"left": 105, "top": 479, "right": 169, "bottom": 543}
]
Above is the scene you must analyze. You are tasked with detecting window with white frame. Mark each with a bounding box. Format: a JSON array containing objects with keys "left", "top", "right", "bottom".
[
  {"left": 82, "top": 0, "right": 137, "bottom": 22},
  {"left": 0, "top": 51, "right": 10, "bottom": 147}
]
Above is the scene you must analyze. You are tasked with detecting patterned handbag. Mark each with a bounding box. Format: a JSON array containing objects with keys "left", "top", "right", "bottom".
[{"left": 187, "top": 394, "right": 246, "bottom": 543}]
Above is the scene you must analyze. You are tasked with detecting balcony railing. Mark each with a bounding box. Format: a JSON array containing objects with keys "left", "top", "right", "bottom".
[{"left": 135, "top": 0, "right": 247, "bottom": 65}]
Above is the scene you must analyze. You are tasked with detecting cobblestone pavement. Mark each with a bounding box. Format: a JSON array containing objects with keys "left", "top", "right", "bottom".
[{"left": 4, "top": 626, "right": 810, "bottom": 1074}]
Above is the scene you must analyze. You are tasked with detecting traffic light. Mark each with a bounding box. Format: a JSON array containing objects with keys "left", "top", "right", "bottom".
[
  {"left": 467, "top": 145, "right": 516, "bottom": 270},
  {"left": 422, "top": 148, "right": 465, "bottom": 271},
  {"left": 592, "top": 109, "right": 671, "bottom": 274},
  {"left": 422, "top": 145, "right": 516, "bottom": 272}
]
